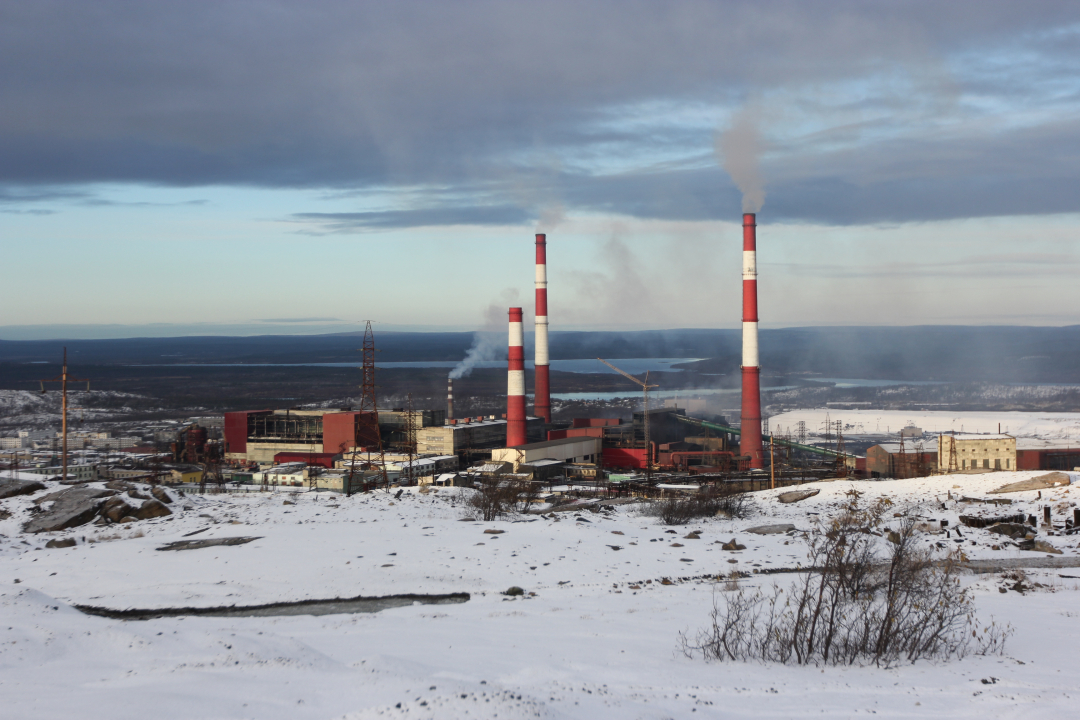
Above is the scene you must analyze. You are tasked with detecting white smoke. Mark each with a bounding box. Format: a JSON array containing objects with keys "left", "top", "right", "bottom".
[
  {"left": 536, "top": 202, "right": 565, "bottom": 232},
  {"left": 716, "top": 101, "right": 767, "bottom": 213},
  {"left": 449, "top": 289, "right": 520, "bottom": 379}
]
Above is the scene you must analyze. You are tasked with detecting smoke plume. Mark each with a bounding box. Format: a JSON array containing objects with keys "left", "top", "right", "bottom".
[
  {"left": 449, "top": 289, "right": 520, "bottom": 379},
  {"left": 716, "top": 102, "right": 767, "bottom": 213}
]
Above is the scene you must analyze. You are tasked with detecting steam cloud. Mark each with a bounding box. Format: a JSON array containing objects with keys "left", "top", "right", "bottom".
[
  {"left": 449, "top": 289, "right": 521, "bottom": 379},
  {"left": 716, "top": 102, "right": 767, "bottom": 213}
]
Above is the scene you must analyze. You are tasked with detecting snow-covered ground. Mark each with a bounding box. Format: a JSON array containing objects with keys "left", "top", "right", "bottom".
[
  {"left": 2, "top": 472, "right": 1080, "bottom": 718},
  {"left": 0, "top": 389, "right": 147, "bottom": 430},
  {"left": 770, "top": 408, "right": 1080, "bottom": 440}
]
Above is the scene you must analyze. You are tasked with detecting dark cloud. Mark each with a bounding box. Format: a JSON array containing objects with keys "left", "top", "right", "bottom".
[
  {"left": 2, "top": 1, "right": 1080, "bottom": 225},
  {"left": 292, "top": 205, "right": 530, "bottom": 232}
]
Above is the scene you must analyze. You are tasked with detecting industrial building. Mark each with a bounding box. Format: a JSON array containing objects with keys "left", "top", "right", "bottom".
[
  {"left": 491, "top": 436, "right": 603, "bottom": 471},
  {"left": 415, "top": 416, "right": 544, "bottom": 457},
  {"left": 866, "top": 440, "right": 938, "bottom": 479},
  {"left": 937, "top": 434, "right": 1016, "bottom": 472},
  {"left": 224, "top": 407, "right": 445, "bottom": 463},
  {"left": 1016, "top": 439, "right": 1080, "bottom": 471}
]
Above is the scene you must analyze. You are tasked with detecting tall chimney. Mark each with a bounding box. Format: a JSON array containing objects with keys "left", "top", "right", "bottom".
[
  {"left": 534, "top": 233, "right": 551, "bottom": 423},
  {"left": 446, "top": 376, "right": 454, "bottom": 422},
  {"left": 740, "top": 213, "right": 764, "bottom": 469},
  {"left": 506, "top": 307, "right": 527, "bottom": 447}
]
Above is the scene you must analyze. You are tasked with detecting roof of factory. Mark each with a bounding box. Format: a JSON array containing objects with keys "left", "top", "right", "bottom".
[{"left": 503, "top": 436, "right": 601, "bottom": 451}]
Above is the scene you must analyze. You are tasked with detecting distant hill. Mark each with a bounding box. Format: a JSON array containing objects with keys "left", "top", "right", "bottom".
[{"left": 1, "top": 326, "right": 1079, "bottom": 383}]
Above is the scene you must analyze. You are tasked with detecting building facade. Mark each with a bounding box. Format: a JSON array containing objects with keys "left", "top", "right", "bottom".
[{"left": 937, "top": 434, "right": 1016, "bottom": 472}]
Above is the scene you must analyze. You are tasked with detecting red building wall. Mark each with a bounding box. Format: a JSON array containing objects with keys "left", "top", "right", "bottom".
[
  {"left": 322, "top": 411, "right": 362, "bottom": 454},
  {"left": 274, "top": 452, "right": 341, "bottom": 469},
  {"left": 223, "top": 410, "right": 270, "bottom": 455},
  {"left": 572, "top": 418, "right": 621, "bottom": 428},
  {"left": 603, "top": 447, "right": 649, "bottom": 470},
  {"left": 1016, "top": 450, "right": 1042, "bottom": 471}
]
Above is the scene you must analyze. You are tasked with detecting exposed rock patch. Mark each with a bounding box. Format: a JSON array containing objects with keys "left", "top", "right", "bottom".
[
  {"left": 0, "top": 479, "right": 47, "bottom": 499},
  {"left": 156, "top": 536, "right": 262, "bottom": 551},
  {"left": 777, "top": 489, "right": 819, "bottom": 504}
]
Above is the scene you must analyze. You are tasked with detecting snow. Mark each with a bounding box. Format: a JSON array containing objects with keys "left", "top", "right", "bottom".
[
  {"left": 3, "top": 471, "right": 1080, "bottom": 718},
  {"left": 771, "top": 408, "right": 1080, "bottom": 440}
]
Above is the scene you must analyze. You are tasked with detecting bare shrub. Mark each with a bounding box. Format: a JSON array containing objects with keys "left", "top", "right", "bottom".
[
  {"left": 680, "top": 497, "right": 1011, "bottom": 666},
  {"left": 646, "top": 486, "right": 753, "bottom": 525},
  {"left": 465, "top": 480, "right": 532, "bottom": 521}
]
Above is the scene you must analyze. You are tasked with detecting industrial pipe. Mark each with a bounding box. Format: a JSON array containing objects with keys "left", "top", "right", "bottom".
[
  {"left": 506, "top": 307, "right": 527, "bottom": 447},
  {"left": 534, "top": 234, "right": 551, "bottom": 423},
  {"left": 740, "top": 213, "right": 764, "bottom": 469}
]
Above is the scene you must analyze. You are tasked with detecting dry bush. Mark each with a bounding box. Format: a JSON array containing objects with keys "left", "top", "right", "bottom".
[
  {"left": 680, "top": 497, "right": 1011, "bottom": 666},
  {"left": 465, "top": 480, "right": 533, "bottom": 521},
  {"left": 646, "top": 486, "right": 753, "bottom": 525}
]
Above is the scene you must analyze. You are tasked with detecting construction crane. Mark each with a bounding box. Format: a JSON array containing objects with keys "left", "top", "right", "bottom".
[{"left": 597, "top": 358, "right": 658, "bottom": 478}]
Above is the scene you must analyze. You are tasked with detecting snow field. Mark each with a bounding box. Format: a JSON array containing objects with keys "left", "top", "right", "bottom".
[{"left": 2, "top": 472, "right": 1080, "bottom": 718}]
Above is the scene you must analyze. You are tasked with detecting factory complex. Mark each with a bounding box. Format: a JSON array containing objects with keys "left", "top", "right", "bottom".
[{"left": 7, "top": 220, "right": 1078, "bottom": 494}]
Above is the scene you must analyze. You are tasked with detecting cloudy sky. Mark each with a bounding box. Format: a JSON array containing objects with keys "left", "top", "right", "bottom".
[{"left": 2, "top": 1, "right": 1079, "bottom": 338}]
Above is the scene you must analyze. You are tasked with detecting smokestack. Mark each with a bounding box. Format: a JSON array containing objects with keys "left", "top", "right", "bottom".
[
  {"left": 534, "top": 233, "right": 551, "bottom": 423},
  {"left": 740, "top": 213, "right": 764, "bottom": 469},
  {"left": 446, "top": 376, "right": 454, "bottom": 422},
  {"left": 506, "top": 307, "right": 527, "bottom": 447}
]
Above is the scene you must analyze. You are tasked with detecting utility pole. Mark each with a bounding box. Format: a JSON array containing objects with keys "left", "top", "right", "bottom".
[
  {"left": 40, "top": 348, "right": 89, "bottom": 483},
  {"left": 769, "top": 437, "right": 776, "bottom": 489}
]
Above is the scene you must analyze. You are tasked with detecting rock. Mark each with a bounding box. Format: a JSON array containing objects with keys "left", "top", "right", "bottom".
[
  {"left": 104, "top": 480, "right": 135, "bottom": 491},
  {"left": 0, "top": 479, "right": 47, "bottom": 499},
  {"left": 611, "top": 531, "right": 624, "bottom": 535},
  {"left": 721, "top": 538, "right": 746, "bottom": 551},
  {"left": 887, "top": 531, "right": 901, "bottom": 545},
  {"left": 23, "top": 487, "right": 116, "bottom": 533},
  {"left": 777, "top": 489, "right": 820, "bottom": 504},
  {"left": 45, "top": 537, "right": 77, "bottom": 548},
  {"left": 1017, "top": 539, "right": 1062, "bottom": 554},
  {"left": 34, "top": 486, "right": 114, "bottom": 505},
  {"left": 135, "top": 499, "right": 173, "bottom": 520},
  {"left": 483, "top": 528, "right": 505, "bottom": 535},
  {"left": 745, "top": 523, "right": 796, "bottom": 535},
  {"left": 150, "top": 486, "right": 173, "bottom": 504},
  {"left": 127, "top": 489, "right": 151, "bottom": 501},
  {"left": 282, "top": 500, "right": 294, "bottom": 505},
  {"left": 156, "top": 536, "right": 262, "bottom": 551},
  {"left": 990, "top": 473, "right": 1071, "bottom": 494},
  {"left": 670, "top": 543, "right": 684, "bottom": 547},
  {"left": 987, "top": 523, "right": 1031, "bottom": 539},
  {"left": 684, "top": 532, "right": 701, "bottom": 540},
  {"left": 100, "top": 497, "right": 137, "bottom": 523},
  {"left": 607, "top": 545, "right": 622, "bottom": 551},
  {"left": 504, "top": 586, "right": 525, "bottom": 596},
  {"left": 119, "top": 516, "right": 138, "bottom": 523}
]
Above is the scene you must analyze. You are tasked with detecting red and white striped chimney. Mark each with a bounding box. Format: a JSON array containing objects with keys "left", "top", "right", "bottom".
[
  {"left": 534, "top": 234, "right": 551, "bottom": 423},
  {"left": 506, "top": 307, "right": 527, "bottom": 447},
  {"left": 740, "top": 213, "right": 764, "bottom": 469},
  {"left": 446, "top": 376, "right": 454, "bottom": 422}
]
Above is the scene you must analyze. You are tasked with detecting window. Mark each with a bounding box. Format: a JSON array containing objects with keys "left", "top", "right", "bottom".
[
  {"left": 995, "top": 459, "right": 1001, "bottom": 470},
  {"left": 1006, "top": 459, "right": 1010, "bottom": 469},
  {"left": 983, "top": 459, "right": 990, "bottom": 469}
]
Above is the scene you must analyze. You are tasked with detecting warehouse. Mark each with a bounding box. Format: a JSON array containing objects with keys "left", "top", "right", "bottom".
[
  {"left": 937, "top": 434, "right": 1016, "bottom": 472},
  {"left": 415, "top": 416, "right": 544, "bottom": 457},
  {"left": 866, "top": 440, "right": 938, "bottom": 479},
  {"left": 490, "top": 436, "right": 602, "bottom": 471}
]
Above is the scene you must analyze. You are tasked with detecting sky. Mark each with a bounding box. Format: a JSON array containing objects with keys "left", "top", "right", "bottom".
[{"left": 2, "top": 0, "right": 1080, "bottom": 339}]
